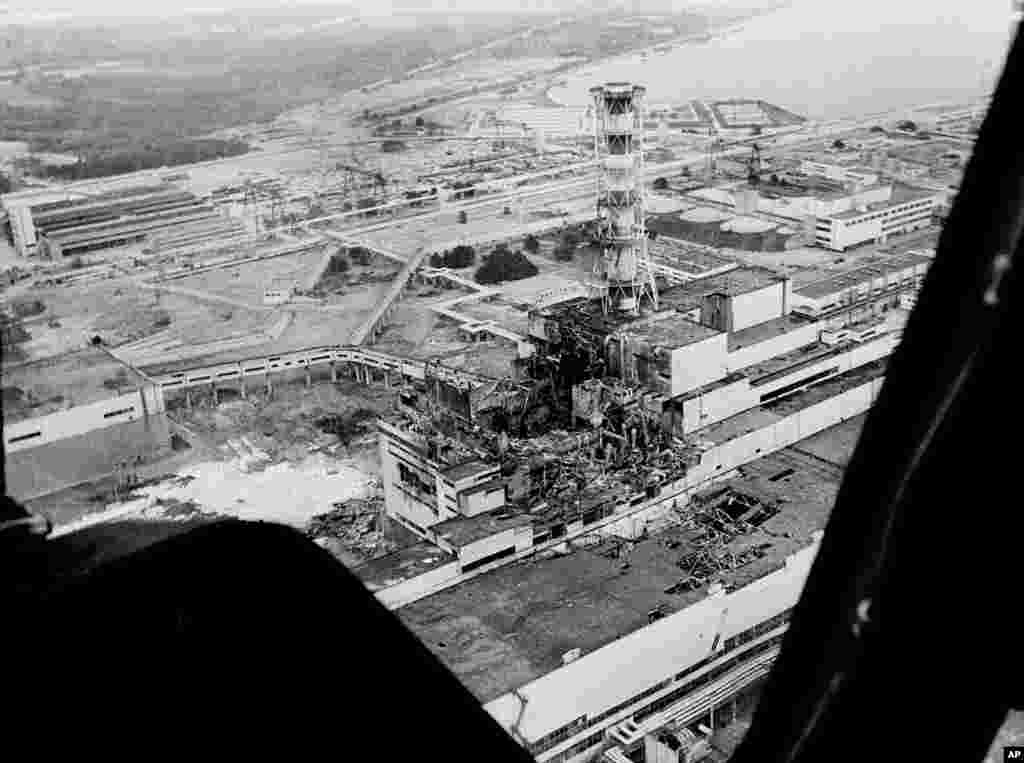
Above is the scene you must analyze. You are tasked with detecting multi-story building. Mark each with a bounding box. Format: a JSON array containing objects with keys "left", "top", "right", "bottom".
[{"left": 811, "top": 184, "right": 940, "bottom": 251}]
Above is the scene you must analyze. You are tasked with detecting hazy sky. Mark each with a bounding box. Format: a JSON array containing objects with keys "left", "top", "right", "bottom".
[
  {"left": 6, "top": 0, "right": 707, "bottom": 20},
  {"left": 0, "top": 0, "right": 1015, "bottom": 23}
]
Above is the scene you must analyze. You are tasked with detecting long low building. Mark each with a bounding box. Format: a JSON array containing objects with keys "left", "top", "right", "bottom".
[
  {"left": 789, "top": 252, "right": 931, "bottom": 323},
  {"left": 380, "top": 433, "right": 854, "bottom": 763},
  {"left": 1, "top": 181, "right": 221, "bottom": 258}
]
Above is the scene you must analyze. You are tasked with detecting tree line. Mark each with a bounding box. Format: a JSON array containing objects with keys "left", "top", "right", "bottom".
[{"left": 32, "top": 138, "right": 250, "bottom": 181}]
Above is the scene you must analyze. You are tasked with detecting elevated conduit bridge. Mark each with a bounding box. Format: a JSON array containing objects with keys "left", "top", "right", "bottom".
[{"left": 149, "top": 342, "right": 495, "bottom": 400}]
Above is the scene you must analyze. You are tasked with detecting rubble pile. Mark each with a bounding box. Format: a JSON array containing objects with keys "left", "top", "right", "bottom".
[
  {"left": 306, "top": 495, "right": 396, "bottom": 562},
  {"left": 662, "top": 489, "right": 780, "bottom": 595}
]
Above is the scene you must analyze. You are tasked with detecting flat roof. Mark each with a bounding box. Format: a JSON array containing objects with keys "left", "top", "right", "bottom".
[
  {"left": 830, "top": 184, "right": 937, "bottom": 221},
  {"left": 698, "top": 358, "right": 887, "bottom": 444},
  {"left": 433, "top": 510, "right": 532, "bottom": 548},
  {"left": 1, "top": 347, "right": 148, "bottom": 424},
  {"left": 742, "top": 340, "right": 837, "bottom": 384},
  {"left": 890, "top": 183, "right": 940, "bottom": 204},
  {"left": 352, "top": 542, "right": 454, "bottom": 592},
  {"left": 672, "top": 371, "right": 747, "bottom": 404},
  {"left": 30, "top": 185, "right": 173, "bottom": 215},
  {"left": 647, "top": 238, "right": 738, "bottom": 276},
  {"left": 699, "top": 406, "right": 782, "bottom": 444},
  {"left": 44, "top": 206, "right": 213, "bottom": 243},
  {"left": 659, "top": 266, "right": 784, "bottom": 309},
  {"left": 727, "top": 314, "right": 812, "bottom": 352},
  {"left": 621, "top": 314, "right": 719, "bottom": 350},
  {"left": 794, "top": 252, "right": 931, "bottom": 300},
  {"left": 765, "top": 358, "right": 887, "bottom": 415},
  {"left": 442, "top": 459, "right": 498, "bottom": 483},
  {"left": 396, "top": 437, "right": 852, "bottom": 703},
  {"left": 881, "top": 229, "right": 941, "bottom": 255}
]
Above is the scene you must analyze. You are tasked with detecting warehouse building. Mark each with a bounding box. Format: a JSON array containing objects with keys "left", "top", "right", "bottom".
[{"left": 1, "top": 182, "right": 220, "bottom": 258}]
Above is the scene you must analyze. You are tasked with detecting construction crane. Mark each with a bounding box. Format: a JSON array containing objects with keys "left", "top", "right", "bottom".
[{"left": 747, "top": 143, "right": 763, "bottom": 186}]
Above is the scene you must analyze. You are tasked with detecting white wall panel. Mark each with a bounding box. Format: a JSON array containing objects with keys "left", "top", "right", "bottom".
[{"left": 3, "top": 386, "right": 165, "bottom": 454}]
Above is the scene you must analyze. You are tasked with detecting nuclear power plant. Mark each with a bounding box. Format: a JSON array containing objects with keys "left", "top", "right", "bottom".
[{"left": 1, "top": 16, "right": 972, "bottom": 756}]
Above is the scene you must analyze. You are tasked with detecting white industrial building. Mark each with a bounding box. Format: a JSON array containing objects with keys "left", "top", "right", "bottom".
[
  {"left": 789, "top": 252, "right": 931, "bottom": 324},
  {"left": 798, "top": 160, "right": 879, "bottom": 187},
  {"left": 368, "top": 252, "right": 927, "bottom": 762},
  {"left": 812, "top": 185, "right": 939, "bottom": 251},
  {"left": 1, "top": 177, "right": 218, "bottom": 258}
]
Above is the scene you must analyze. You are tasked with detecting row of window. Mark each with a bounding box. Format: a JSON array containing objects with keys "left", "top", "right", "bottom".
[
  {"left": 8, "top": 429, "right": 42, "bottom": 444},
  {"left": 882, "top": 210, "right": 932, "bottom": 229},
  {"left": 813, "top": 277, "right": 919, "bottom": 313},
  {"left": 531, "top": 608, "right": 794, "bottom": 757},
  {"left": 543, "top": 632, "right": 788, "bottom": 763},
  {"left": 461, "top": 545, "right": 516, "bottom": 574},
  {"left": 102, "top": 406, "right": 135, "bottom": 419},
  {"left": 758, "top": 367, "right": 839, "bottom": 404},
  {"left": 840, "top": 198, "right": 933, "bottom": 226},
  {"left": 633, "top": 632, "right": 785, "bottom": 724},
  {"left": 722, "top": 608, "right": 792, "bottom": 652},
  {"left": 397, "top": 462, "right": 436, "bottom": 498}
]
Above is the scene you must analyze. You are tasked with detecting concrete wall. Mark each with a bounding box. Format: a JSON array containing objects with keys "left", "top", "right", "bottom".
[
  {"left": 375, "top": 561, "right": 461, "bottom": 609},
  {"left": 725, "top": 323, "right": 820, "bottom": 372},
  {"left": 753, "top": 333, "right": 897, "bottom": 402},
  {"left": 829, "top": 217, "right": 884, "bottom": 250},
  {"left": 10, "top": 203, "right": 36, "bottom": 255},
  {"left": 670, "top": 334, "right": 728, "bottom": 398},
  {"left": 378, "top": 430, "right": 451, "bottom": 532},
  {"left": 674, "top": 331, "right": 893, "bottom": 435},
  {"left": 5, "top": 412, "right": 172, "bottom": 502},
  {"left": 458, "top": 527, "right": 518, "bottom": 567},
  {"left": 514, "top": 523, "right": 533, "bottom": 553},
  {"left": 3, "top": 385, "right": 165, "bottom": 454},
  {"left": 717, "top": 541, "right": 817, "bottom": 638},
  {"left": 729, "top": 283, "right": 785, "bottom": 332},
  {"left": 678, "top": 378, "right": 753, "bottom": 434},
  {"left": 461, "top": 485, "right": 506, "bottom": 517},
  {"left": 693, "top": 375, "right": 885, "bottom": 480},
  {"left": 484, "top": 541, "right": 821, "bottom": 744}
]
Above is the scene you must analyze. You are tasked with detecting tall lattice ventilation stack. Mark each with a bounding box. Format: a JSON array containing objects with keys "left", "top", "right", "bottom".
[{"left": 590, "top": 82, "right": 658, "bottom": 315}]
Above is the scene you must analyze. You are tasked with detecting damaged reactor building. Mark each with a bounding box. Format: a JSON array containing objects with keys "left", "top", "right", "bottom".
[{"left": 356, "top": 82, "right": 930, "bottom": 763}]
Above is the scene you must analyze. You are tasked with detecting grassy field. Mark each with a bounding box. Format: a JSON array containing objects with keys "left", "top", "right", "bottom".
[{"left": 6, "top": 279, "right": 272, "bottom": 362}]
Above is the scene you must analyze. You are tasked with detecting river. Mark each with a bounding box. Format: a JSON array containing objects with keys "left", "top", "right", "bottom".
[{"left": 549, "top": 0, "right": 1016, "bottom": 120}]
